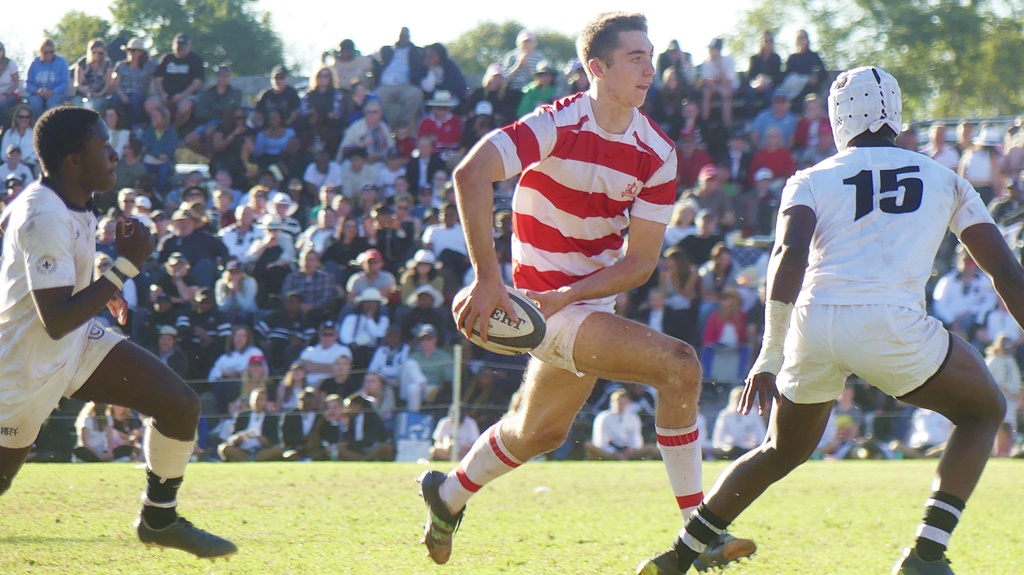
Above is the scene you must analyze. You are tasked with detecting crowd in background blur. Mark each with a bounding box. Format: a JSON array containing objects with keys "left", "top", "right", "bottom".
[{"left": 3, "top": 26, "right": 1021, "bottom": 464}]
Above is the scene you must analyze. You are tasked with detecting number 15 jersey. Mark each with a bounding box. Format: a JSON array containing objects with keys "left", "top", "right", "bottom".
[{"left": 779, "top": 145, "right": 993, "bottom": 311}]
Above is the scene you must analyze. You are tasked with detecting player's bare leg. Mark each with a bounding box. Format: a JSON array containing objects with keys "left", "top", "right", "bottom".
[
  {"left": 74, "top": 339, "right": 237, "bottom": 559},
  {"left": 420, "top": 359, "right": 596, "bottom": 563},
  {"left": 892, "top": 335, "right": 1005, "bottom": 574}
]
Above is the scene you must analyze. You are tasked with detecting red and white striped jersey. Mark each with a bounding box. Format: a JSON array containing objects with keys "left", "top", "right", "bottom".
[{"left": 485, "top": 92, "right": 677, "bottom": 304}]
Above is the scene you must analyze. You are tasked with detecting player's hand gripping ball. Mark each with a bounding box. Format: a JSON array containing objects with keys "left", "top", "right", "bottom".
[{"left": 453, "top": 284, "right": 546, "bottom": 355}]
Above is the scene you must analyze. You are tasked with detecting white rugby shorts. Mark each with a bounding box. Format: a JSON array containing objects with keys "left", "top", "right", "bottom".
[
  {"left": 777, "top": 304, "right": 951, "bottom": 404},
  {"left": 0, "top": 320, "right": 124, "bottom": 449},
  {"left": 530, "top": 300, "right": 614, "bottom": 375}
]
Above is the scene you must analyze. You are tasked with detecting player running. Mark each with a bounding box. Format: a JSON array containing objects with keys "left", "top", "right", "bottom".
[
  {"left": 639, "top": 67, "right": 1018, "bottom": 574},
  {"left": 0, "top": 106, "right": 236, "bottom": 559},
  {"left": 418, "top": 12, "right": 753, "bottom": 571}
]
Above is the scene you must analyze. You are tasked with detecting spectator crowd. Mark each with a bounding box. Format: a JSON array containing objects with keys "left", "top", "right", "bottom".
[{"left": 2, "top": 26, "right": 1022, "bottom": 464}]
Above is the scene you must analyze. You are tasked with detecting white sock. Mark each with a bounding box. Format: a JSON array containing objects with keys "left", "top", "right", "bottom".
[
  {"left": 656, "top": 424, "right": 703, "bottom": 519},
  {"left": 144, "top": 422, "right": 194, "bottom": 480},
  {"left": 438, "top": 423, "right": 523, "bottom": 513}
]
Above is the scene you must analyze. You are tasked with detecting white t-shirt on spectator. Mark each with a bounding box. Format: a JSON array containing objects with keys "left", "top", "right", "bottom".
[
  {"left": 422, "top": 223, "right": 467, "bottom": 256},
  {"left": 303, "top": 161, "right": 343, "bottom": 190},
  {"left": 300, "top": 342, "right": 353, "bottom": 386}
]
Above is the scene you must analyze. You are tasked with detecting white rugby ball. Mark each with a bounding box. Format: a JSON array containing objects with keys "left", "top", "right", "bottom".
[{"left": 453, "top": 284, "right": 547, "bottom": 355}]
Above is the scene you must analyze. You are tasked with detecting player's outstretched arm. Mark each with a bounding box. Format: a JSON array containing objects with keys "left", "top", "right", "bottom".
[
  {"left": 961, "top": 222, "right": 1024, "bottom": 328},
  {"left": 742, "top": 205, "right": 816, "bottom": 415},
  {"left": 31, "top": 218, "right": 152, "bottom": 340},
  {"left": 452, "top": 139, "right": 518, "bottom": 341}
]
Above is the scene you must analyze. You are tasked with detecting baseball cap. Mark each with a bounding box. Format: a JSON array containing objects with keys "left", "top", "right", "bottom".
[
  {"left": 753, "top": 167, "right": 774, "bottom": 182},
  {"left": 679, "top": 127, "right": 697, "bottom": 140},
  {"left": 271, "top": 65, "right": 288, "bottom": 77},
  {"left": 339, "top": 39, "right": 355, "bottom": 51},
  {"left": 135, "top": 196, "right": 152, "bottom": 210},
  {"left": 157, "top": 325, "right": 178, "bottom": 337},
  {"left": 353, "top": 248, "right": 384, "bottom": 265},
  {"left": 166, "top": 252, "right": 189, "bottom": 265},
  {"left": 473, "top": 100, "right": 494, "bottom": 117},
  {"left": 215, "top": 63, "right": 232, "bottom": 76},
  {"left": 248, "top": 354, "right": 265, "bottom": 365},
  {"left": 385, "top": 147, "right": 404, "bottom": 160},
  {"left": 417, "top": 324, "right": 438, "bottom": 338},
  {"left": 709, "top": 37, "right": 723, "bottom": 50},
  {"left": 5, "top": 144, "right": 20, "bottom": 155},
  {"left": 319, "top": 320, "right": 337, "bottom": 332},
  {"left": 224, "top": 260, "right": 242, "bottom": 272},
  {"left": 174, "top": 33, "right": 190, "bottom": 45},
  {"left": 516, "top": 30, "right": 536, "bottom": 45},
  {"left": 698, "top": 164, "right": 719, "bottom": 179}
]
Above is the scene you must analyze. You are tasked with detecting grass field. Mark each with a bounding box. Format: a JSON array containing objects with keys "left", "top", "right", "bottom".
[{"left": 0, "top": 460, "right": 1020, "bottom": 574}]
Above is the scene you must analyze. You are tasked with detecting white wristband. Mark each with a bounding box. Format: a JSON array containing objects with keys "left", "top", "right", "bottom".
[
  {"left": 113, "top": 256, "right": 139, "bottom": 278},
  {"left": 102, "top": 269, "right": 124, "bottom": 290},
  {"left": 748, "top": 300, "right": 794, "bottom": 377}
]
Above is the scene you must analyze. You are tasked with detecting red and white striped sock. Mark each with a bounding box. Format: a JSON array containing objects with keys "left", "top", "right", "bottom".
[
  {"left": 656, "top": 424, "right": 703, "bottom": 519},
  {"left": 439, "top": 423, "right": 523, "bottom": 513}
]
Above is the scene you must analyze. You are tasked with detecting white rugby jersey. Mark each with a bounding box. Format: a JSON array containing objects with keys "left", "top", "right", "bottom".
[
  {"left": 486, "top": 92, "right": 677, "bottom": 304},
  {"left": 779, "top": 145, "right": 993, "bottom": 310},
  {"left": 0, "top": 181, "right": 98, "bottom": 401}
]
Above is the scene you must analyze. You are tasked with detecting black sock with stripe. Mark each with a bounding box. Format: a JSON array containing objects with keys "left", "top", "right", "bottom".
[
  {"left": 674, "top": 504, "right": 729, "bottom": 570},
  {"left": 914, "top": 491, "right": 965, "bottom": 561}
]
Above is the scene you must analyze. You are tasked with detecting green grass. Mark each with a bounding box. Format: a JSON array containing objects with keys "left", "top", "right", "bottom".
[{"left": 0, "top": 460, "right": 1021, "bottom": 574}]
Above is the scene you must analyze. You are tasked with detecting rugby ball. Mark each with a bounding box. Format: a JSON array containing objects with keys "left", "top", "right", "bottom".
[{"left": 453, "top": 284, "right": 546, "bottom": 355}]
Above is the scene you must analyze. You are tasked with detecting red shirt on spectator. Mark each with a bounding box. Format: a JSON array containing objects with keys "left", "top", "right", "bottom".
[
  {"left": 749, "top": 147, "right": 796, "bottom": 187},
  {"left": 677, "top": 147, "right": 714, "bottom": 191},
  {"left": 418, "top": 112, "right": 463, "bottom": 154}
]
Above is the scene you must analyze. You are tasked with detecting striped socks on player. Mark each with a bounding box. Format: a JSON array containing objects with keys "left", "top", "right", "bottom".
[
  {"left": 674, "top": 503, "right": 730, "bottom": 570},
  {"left": 914, "top": 491, "right": 965, "bottom": 561},
  {"left": 438, "top": 423, "right": 523, "bottom": 514},
  {"left": 656, "top": 424, "right": 703, "bottom": 518}
]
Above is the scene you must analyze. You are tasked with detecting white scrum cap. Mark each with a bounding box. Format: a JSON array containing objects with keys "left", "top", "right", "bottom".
[{"left": 827, "top": 66, "right": 902, "bottom": 152}]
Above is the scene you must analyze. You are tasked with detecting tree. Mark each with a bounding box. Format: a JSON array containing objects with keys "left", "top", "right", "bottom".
[
  {"left": 109, "top": 0, "right": 285, "bottom": 76},
  {"left": 735, "top": 0, "right": 1024, "bottom": 119},
  {"left": 447, "top": 21, "right": 578, "bottom": 77},
  {"left": 45, "top": 11, "right": 112, "bottom": 60}
]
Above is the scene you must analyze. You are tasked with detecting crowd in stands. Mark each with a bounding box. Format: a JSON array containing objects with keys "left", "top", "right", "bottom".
[{"left": 2, "top": 27, "right": 1022, "bottom": 464}]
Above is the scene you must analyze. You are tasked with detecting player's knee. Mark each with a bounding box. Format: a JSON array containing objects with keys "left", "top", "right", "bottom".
[
  {"left": 660, "top": 341, "right": 702, "bottom": 398},
  {"left": 525, "top": 423, "right": 571, "bottom": 455}
]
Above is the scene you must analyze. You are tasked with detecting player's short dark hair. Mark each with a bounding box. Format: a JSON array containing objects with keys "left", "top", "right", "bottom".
[
  {"left": 576, "top": 12, "right": 647, "bottom": 76},
  {"left": 34, "top": 106, "right": 101, "bottom": 177}
]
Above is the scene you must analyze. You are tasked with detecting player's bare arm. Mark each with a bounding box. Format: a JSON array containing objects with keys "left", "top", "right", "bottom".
[
  {"left": 31, "top": 217, "right": 152, "bottom": 339},
  {"left": 741, "top": 204, "right": 816, "bottom": 416},
  {"left": 524, "top": 216, "right": 666, "bottom": 318},
  {"left": 960, "top": 221, "right": 1024, "bottom": 325},
  {"left": 451, "top": 139, "right": 518, "bottom": 341}
]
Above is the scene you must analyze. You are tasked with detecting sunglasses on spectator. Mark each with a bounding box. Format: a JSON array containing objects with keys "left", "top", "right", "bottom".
[
  {"left": 42, "top": 49, "right": 54, "bottom": 55},
  {"left": 17, "top": 114, "right": 30, "bottom": 120},
  {"left": 92, "top": 50, "right": 106, "bottom": 55}
]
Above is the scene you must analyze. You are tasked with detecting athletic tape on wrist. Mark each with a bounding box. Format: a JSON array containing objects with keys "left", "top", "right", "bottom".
[
  {"left": 102, "top": 269, "right": 124, "bottom": 290},
  {"left": 750, "top": 300, "right": 794, "bottom": 376},
  {"left": 113, "top": 256, "right": 140, "bottom": 278}
]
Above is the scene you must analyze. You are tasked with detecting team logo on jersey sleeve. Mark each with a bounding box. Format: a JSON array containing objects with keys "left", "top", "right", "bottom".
[
  {"left": 620, "top": 181, "right": 640, "bottom": 200},
  {"left": 35, "top": 255, "right": 58, "bottom": 275}
]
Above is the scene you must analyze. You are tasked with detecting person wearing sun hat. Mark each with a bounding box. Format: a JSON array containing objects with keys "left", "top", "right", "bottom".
[
  {"left": 958, "top": 123, "right": 1006, "bottom": 205},
  {"left": 399, "top": 248, "right": 445, "bottom": 302},
  {"left": 418, "top": 89, "right": 464, "bottom": 160}
]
